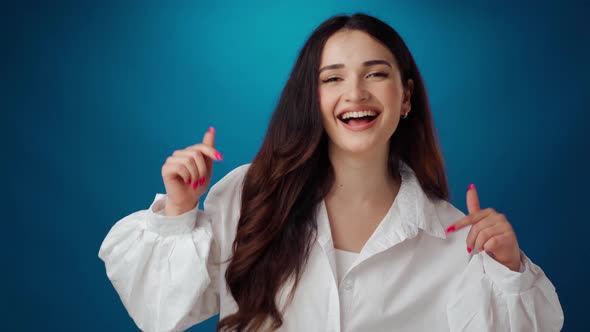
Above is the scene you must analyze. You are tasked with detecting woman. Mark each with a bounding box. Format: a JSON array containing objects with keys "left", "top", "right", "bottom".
[{"left": 99, "top": 13, "right": 563, "bottom": 332}]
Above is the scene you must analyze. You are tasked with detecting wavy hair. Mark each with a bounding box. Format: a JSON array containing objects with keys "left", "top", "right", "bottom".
[{"left": 217, "top": 13, "right": 449, "bottom": 331}]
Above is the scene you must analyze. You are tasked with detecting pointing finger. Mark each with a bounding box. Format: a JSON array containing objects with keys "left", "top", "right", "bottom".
[
  {"left": 446, "top": 208, "right": 496, "bottom": 233},
  {"left": 186, "top": 144, "right": 222, "bottom": 162},
  {"left": 203, "top": 126, "right": 216, "bottom": 148},
  {"left": 467, "top": 183, "right": 480, "bottom": 214}
]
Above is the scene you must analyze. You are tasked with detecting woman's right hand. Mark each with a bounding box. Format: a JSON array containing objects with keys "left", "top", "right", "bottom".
[{"left": 161, "top": 127, "right": 223, "bottom": 216}]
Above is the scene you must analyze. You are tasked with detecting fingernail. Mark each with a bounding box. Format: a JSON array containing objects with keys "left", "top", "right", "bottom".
[
  {"left": 193, "top": 180, "right": 199, "bottom": 190},
  {"left": 467, "top": 247, "right": 472, "bottom": 254},
  {"left": 186, "top": 178, "right": 191, "bottom": 185},
  {"left": 214, "top": 151, "right": 223, "bottom": 161},
  {"left": 445, "top": 225, "right": 456, "bottom": 233},
  {"left": 199, "top": 177, "right": 205, "bottom": 185},
  {"left": 468, "top": 184, "right": 475, "bottom": 191},
  {"left": 208, "top": 126, "right": 215, "bottom": 134}
]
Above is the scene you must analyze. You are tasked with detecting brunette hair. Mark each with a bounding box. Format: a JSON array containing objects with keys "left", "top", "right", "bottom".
[{"left": 217, "top": 13, "right": 449, "bottom": 331}]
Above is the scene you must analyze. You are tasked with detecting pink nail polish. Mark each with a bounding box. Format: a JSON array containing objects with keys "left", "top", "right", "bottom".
[
  {"left": 445, "top": 225, "right": 456, "bottom": 233},
  {"left": 199, "top": 177, "right": 205, "bottom": 185},
  {"left": 208, "top": 126, "right": 215, "bottom": 134},
  {"left": 468, "top": 184, "right": 475, "bottom": 191},
  {"left": 186, "top": 178, "right": 191, "bottom": 185},
  {"left": 467, "top": 247, "right": 472, "bottom": 254},
  {"left": 193, "top": 180, "right": 199, "bottom": 190},
  {"left": 214, "top": 151, "right": 223, "bottom": 161}
]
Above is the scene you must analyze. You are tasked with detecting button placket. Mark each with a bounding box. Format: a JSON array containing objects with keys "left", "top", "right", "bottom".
[
  {"left": 342, "top": 279, "right": 353, "bottom": 291},
  {"left": 338, "top": 276, "right": 354, "bottom": 328}
]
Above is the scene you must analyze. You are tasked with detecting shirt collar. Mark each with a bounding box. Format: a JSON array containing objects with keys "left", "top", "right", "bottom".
[
  {"left": 316, "top": 160, "right": 448, "bottom": 256},
  {"left": 386, "top": 160, "right": 447, "bottom": 240}
]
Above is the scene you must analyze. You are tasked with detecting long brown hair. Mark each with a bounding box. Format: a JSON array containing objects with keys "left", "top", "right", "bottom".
[{"left": 217, "top": 13, "right": 449, "bottom": 331}]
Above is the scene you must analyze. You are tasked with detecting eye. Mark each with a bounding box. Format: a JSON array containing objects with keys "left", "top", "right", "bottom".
[
  {"left": 321, "top": 76, "right": 342, "bottom": 83},
  {"left": 367, "top": 72, "right": 389, "bottom": 79}
]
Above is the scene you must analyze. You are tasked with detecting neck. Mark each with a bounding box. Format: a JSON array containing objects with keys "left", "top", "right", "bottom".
[{"left": 326, "top": 142, "right": 400, "bottom": 205}]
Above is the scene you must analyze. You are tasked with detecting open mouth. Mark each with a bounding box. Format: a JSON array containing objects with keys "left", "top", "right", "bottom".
[{"left": 338, "top": 110, "right": 380, "bottom": 127}]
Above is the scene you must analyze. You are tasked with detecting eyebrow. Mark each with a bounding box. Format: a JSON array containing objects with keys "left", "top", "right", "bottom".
[{"left": 319, "top": 59, "right": 392, "bottom": 74}]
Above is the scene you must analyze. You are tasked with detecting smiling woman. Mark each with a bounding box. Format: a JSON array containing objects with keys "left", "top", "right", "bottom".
[
  {"left": 98, "top": 13, "right": 564, "bottom": 332},
  {"left": 319, "top": 30, "right": 413, "bottom": 157}
]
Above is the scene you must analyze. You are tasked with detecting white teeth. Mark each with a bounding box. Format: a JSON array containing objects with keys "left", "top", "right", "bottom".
[{"left": 340, "top": 110, "right": 378, "bottom": 120}]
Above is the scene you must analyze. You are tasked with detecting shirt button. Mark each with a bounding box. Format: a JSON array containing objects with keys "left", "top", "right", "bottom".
[{"left": 342, "top": 279, "right": 353, "bottom": 290}]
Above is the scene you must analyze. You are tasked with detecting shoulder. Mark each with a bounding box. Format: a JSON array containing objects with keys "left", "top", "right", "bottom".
[
  {"left": 430, "top": 198, "right": 471, "bottom": 261},
  {"left": 207, "top": 163, "right": 250, "bottom": 195},
  {"left": 203, "top": 163, "right": 250, "bottom": 211},
  {"left": 431, "top": 198, "right": 466, "bottom": 229}
]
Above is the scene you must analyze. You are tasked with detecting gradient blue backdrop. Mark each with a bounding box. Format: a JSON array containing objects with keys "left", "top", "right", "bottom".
[{"left": 6, "top": 0, "right": 589, "bottom": 331}]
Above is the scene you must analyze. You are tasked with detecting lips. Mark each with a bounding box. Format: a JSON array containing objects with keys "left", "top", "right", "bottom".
[
  {"left": 336, "top": 107, "right": 381, "bottom": 120},
  {"left": 336, "top": 107, "right": 381, "bottom": 132}
]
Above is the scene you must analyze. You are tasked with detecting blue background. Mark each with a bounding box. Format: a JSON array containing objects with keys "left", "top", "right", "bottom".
[{"left": 6, "top": 0, "right": 589, "bottom": 331}]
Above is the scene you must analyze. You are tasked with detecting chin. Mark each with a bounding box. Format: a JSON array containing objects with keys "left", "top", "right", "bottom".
[{"left": 333, "top": 139, "right": 382, "bottom": 156}]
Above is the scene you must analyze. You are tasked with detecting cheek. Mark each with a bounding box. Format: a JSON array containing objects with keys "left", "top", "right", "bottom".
[
  {"left": 378, "top": 82, "right": 402, "bottom": 103},
  {"left": 319, "top": 89, "right": 338, "bottom": 118}
]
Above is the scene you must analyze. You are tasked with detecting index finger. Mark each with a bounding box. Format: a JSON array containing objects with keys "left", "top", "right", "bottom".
[
  {"left": 446, "top": 208, "right": 495, "bottom": 233},
  {"left": 202, "top": 126, "right": 216, "bottom": 147},
  {"left": 467, "top": 183, "right": 480, "bottom": 214}
]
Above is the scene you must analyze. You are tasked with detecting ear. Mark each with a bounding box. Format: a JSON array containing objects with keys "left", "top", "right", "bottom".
[{"left": 402, "top": 79, "right": 414, "bottom": 113}]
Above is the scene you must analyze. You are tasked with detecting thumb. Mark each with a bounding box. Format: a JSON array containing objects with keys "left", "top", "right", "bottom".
[
  {"left": 203, "top": 126, "right": 216, "bottom": 148},
  {"left": 466, "top": 183, "right": 480, "bottom": 214}
]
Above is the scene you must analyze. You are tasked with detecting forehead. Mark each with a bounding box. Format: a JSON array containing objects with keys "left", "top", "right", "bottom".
[{"left": 320, "top": 29, "right": 396, "bottom": 66}]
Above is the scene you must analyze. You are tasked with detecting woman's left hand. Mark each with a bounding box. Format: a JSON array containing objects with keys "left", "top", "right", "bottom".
[{"left": 446, "top": 184, "right": 522, "bottom": 272}]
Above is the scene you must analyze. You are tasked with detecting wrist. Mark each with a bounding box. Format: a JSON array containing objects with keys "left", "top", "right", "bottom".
[
  {"left": 506, "top": 261, "right": 521, "bottom": 272},
  {"left": 500, "top": 253, "right": 523, "bottom": 272}
]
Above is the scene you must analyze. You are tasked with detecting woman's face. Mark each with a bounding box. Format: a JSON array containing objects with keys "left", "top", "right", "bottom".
[{"left": 318, "top": 29, "right": 413, "bottom": 155}]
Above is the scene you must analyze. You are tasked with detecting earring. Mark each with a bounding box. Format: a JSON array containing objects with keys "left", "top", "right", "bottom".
[{"left": 401, "top": 112, "right": 408, "bottom": 119}]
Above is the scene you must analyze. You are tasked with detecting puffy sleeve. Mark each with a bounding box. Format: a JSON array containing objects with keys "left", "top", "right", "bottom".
[
  {"left": 98, "top": 193, "right": 220, "bottom": 332},
  {"left": 446, "top": 250, "right": 564, "bottom": 331}
]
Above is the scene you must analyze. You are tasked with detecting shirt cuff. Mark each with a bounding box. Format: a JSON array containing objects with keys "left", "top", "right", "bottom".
[
  {"left": 481, "top": 250, "right": 537, "bottom": 294},
  {"left": 145, "top": 193, "right": 200, "bottom": 236}
]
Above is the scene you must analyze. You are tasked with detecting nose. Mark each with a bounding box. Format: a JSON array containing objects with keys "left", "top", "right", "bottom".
[{"left": 343, "top": 78, "right": 369, "bottom": 102}]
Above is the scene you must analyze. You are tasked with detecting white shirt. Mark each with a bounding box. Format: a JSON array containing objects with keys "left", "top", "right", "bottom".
[
  {"left": 334, "top": 249, "right": 359, "bottom": 286},
  {"left": 98, "top": 161, "right": 564, "bottom": 332}
]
